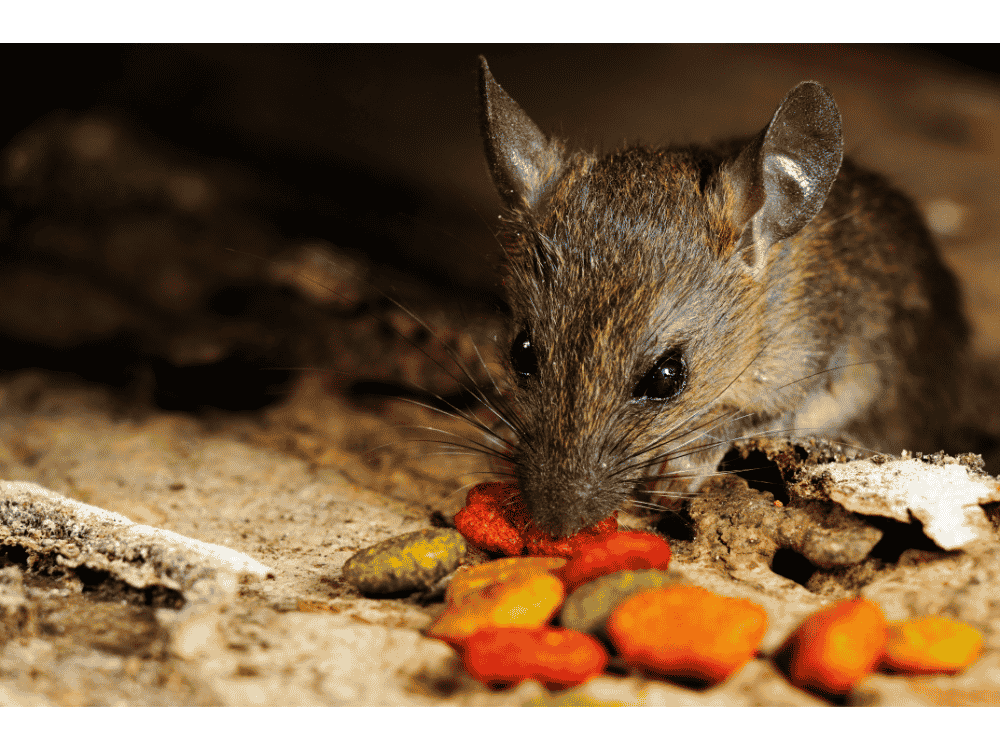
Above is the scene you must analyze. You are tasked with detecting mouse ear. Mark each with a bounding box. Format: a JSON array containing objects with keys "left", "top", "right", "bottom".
[
  {"left": 478, "top": 56, "right": 565, "bottom": 211},
  {"left": 722, "top": 81, "right": 843, "bottom": 272}
]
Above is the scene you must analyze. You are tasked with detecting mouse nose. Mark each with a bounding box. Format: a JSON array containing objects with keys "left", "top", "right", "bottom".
[{"left": 518, "top": 469, "right": 618, "bottom": 538}]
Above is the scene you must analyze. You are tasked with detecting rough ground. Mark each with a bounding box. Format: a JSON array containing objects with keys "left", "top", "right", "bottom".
[{"left": 1, "top": 45, "right": 999, "bottom": 706}]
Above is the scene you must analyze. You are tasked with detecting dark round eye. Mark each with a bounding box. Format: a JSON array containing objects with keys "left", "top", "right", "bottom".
[
  {"left": 632, "top": 348, "right": 687, "bottom": 401},
  {"left": 510, "top": 328, "right": 538, "bottom": 381}
]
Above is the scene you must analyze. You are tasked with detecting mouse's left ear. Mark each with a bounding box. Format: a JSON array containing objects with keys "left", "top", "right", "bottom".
[{"left": 720, "top": 81, "right": 843, "bottom": 272}]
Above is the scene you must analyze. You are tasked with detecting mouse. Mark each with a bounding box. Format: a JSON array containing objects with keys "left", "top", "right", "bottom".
[{"left": 474, "top": 55, "right": 971, "bottom": 538}]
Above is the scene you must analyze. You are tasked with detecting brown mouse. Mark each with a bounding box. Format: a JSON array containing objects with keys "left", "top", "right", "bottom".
[{"left": 476, "top": 56, "right": 970, "bottom": 538}]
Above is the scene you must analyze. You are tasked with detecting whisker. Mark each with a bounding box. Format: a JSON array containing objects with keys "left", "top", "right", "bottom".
[
  {"left": 390, "top": 434, "right": 513, "bottom": 464},
  {"left": 393, "top": 398, "right": 515, "bottom": 452},
  {"left": 620, "top": 408, "right": 749, "bottom": 469},
  {"left": 230, "top": 246, "right": 521, "bottom": 444},
  {"left": 376, "top": 291, "right": 522, "bottom": 433},
  {"left": 361, "top": 428, "right": 503, "bottom": 461},
  {"left": 774, "top": 358, "right": 884, "bottom": 392},
  {"left": 445, "top": 478, "right": 494, "bottom": 504},
  {"left": 626, "top": 425, "right": 808, "bottom": 473}
]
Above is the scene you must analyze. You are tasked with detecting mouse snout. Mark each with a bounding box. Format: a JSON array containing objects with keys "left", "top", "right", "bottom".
[{"left": 514, "top": 447, "right": 630, "bottom": 537}]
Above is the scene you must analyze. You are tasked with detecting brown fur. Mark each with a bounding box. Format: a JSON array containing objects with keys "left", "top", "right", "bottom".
[{"left": 481, "top": 65, "right": 969, "bottom": 537}]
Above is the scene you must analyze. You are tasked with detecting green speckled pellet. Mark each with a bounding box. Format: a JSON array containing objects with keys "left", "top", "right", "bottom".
[
  {"left": 560, "top": 568, "right": 688, "bottom": 635},
  {"left": 341, "top": 528, "right": 467, "bottom": 596}
]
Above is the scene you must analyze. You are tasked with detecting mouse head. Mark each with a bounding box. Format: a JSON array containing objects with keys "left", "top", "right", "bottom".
[{"left": 477, "top": 56, "right": 843, "bottom": 536}]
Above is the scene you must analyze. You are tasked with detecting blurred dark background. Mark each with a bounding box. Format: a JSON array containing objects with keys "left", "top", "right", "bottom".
[
  {"left": 0, "top": 44, "right": 997, "bottom": 412},
  {"left": 3, "top": 44, "right": 995, "bottom": 286}
]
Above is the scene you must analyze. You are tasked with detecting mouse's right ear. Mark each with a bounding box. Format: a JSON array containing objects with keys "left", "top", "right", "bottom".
[
  {"left": 720, "top": 81, "right": 843, "bottom": 274},
  {"left": 478, "top": 56, "right": 566, "bottom": 212}
]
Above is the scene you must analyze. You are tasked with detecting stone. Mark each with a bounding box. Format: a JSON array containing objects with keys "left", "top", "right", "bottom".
[{"left": 341, "top": 528, "right": 467, "bottom": 596}]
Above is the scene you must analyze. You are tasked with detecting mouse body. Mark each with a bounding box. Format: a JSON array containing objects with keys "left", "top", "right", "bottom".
[{"left": 476, "top": 57, "right": 970, "bottom": 537}]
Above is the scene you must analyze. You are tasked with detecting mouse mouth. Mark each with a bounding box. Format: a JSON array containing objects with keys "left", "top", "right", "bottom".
[{"left": 514, "top": 463, "right": 628, "bottom": 538}]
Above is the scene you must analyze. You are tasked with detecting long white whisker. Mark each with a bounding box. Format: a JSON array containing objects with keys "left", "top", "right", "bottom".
[{"left": 394, "top": 398, "right": 515, "bottom": 451}]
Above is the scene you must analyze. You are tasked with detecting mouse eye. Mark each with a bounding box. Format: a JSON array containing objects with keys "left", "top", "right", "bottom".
[
  {"left": 510, "top": 328, "right": 538, "bottom": 381},
  {"left": 633, "top": 348, "right": 687, "bottom": 401}
]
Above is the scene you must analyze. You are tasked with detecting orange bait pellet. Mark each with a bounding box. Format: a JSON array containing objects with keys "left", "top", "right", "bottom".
[
  {"left": 446, "top": 557, "right": 567, "bottom": 606},
  {"left": 881, "top": 616, "right": 983, "bottom": 675},
  {"left": 559, "top": 531, "right": 671, "bottom": 592},
  {"left": 453, "top": 481, "right": 618, "bottom": 558},
  {"left": 426, "top": 571, "right": 565, "bottom": 646},
  {"left": 606, "top": 586, "right": 768, "bottom": 685},
  {"left": 453, "top": 482, "right": 529, "bottom": 556},
  {"left": 462, "top": 626, "right": 609, "bottom": 690},
  {"left": 522, "top": 512, "right": 619, "bottom": 557},
  {"left": 464, "top": 481, "right": 519, "bottom": 506},
  {"left": 779, "top": 597, "right": 886, "bottom": 696}
]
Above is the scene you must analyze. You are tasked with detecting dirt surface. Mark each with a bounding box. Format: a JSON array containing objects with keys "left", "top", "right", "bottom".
[{"left": 1, "top": 45, "right": 1000, "bottom": 706}]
